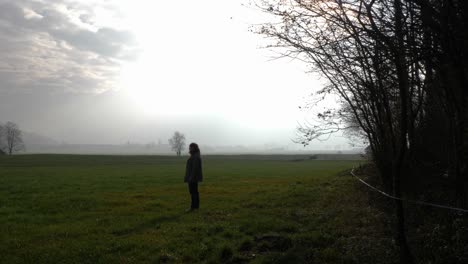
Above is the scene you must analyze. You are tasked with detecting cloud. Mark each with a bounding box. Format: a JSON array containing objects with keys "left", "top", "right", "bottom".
[{"left": 0, "top": 0, "right": 139, "bottom": 93}]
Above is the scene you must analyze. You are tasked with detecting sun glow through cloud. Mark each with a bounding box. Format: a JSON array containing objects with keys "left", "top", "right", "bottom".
[
  {"left": 116, "top": 1, "right": 322, "bottom": 128},
  {"left": 0, "top": 0, "right": 349, "bottom": 147}
]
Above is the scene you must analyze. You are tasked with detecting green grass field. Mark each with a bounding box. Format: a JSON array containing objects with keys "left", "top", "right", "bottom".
[{"left": 0, "top": 155, "right": 396, "bottom": 264}]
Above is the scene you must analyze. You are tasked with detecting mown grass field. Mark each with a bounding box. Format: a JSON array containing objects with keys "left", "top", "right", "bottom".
[{"left": 0, "top": 155, "right": 396, "bottom": 264}]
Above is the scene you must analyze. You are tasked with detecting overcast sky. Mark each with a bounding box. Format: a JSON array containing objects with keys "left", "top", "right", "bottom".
[{"left": 0, "top": 0, "right": 350, "bottom": 149}]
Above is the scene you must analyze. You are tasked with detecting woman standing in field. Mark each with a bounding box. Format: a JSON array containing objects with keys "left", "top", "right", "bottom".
[{"left": 185, "top": 143, "right": 203, "bottom": 212}]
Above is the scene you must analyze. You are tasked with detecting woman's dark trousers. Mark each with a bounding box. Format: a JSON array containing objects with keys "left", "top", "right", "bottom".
[{"left": 188, "top": 182, "right": 199, "bottom": 209}]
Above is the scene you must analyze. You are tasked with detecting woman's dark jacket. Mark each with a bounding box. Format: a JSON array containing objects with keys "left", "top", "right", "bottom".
[{"left": 185, "top": 153, "right": 203, "bottom": 183}]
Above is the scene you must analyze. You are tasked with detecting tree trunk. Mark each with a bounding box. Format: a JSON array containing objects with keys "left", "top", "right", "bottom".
[
  {"left": 454, "top": 61, "right": 467, "bottom": 209},
  {"left": 393, "top": 154, "right": 414, "bottom": 264},
  {"left": 454, "top": 107, "right": 467, "bottom": 209},
  {"left": 392, "top": 1, "right": 415, "bottom": 262}
]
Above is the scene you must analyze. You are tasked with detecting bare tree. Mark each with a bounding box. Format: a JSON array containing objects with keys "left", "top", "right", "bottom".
[
  {"left": 0, "top": 124, "right": 5, "bottom": 155},
  {"left": 168, "top": 131, "right": 186, "bottom": 156},
  {"left": 257, "top": 0, "right": 426, "bottom": 262},
  {"left": 4, "top": 121, "right": 24, "bottom": 155},
  {"left": 257, "top": 0, "right": 468, "bottom": 262},
  {"left": 414, "top": 0, "right": 468, "bottom": 209}
]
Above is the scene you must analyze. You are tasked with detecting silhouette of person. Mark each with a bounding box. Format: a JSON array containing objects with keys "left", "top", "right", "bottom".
[{"left": 185, "top": 143, "right": 203, "bottom": 212}]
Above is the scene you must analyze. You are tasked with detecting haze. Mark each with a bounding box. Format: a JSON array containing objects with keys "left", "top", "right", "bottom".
[{"left": 0, "top": 0, "right": 353, "bottom": 153}]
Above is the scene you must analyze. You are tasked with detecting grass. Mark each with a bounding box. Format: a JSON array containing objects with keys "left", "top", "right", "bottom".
[{"left": 0, "top": 155, "right": 396, "bottom": 263}]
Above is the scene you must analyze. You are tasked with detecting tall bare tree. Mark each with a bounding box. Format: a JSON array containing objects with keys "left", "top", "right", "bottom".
[
  {"left": 414, "top": 0, "right": 468, "bottom": 209},
  {"left": 168, "top": 131, "right": 186, "bottom": 156},
  {"left": 257, "top": 0, "right": 430, "bottom": 262},
  {"left": 257, "top": 0, "right": 468, "bottom": 262},
  {"left": 4, "top": 121, "right": 24, "bottom": 155}
]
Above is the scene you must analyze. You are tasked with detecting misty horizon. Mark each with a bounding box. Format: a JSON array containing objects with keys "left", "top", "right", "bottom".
[{"left": 19, "top": 128, "right": 362, "bottom": 155}]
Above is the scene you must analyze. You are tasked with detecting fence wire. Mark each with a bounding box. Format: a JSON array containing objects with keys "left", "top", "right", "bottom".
[{"left": 350, "top": 168, "right": 468, "bottom": 214}]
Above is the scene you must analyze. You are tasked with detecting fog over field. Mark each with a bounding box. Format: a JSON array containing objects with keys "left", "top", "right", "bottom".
[{"left": 0, "top": 0, "right": 355, "bottom": 153}]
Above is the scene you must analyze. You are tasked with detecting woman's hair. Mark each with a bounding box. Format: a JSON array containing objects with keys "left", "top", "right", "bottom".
[{"left": 189, "top": 143, "right": 201, "bottom": 155}]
